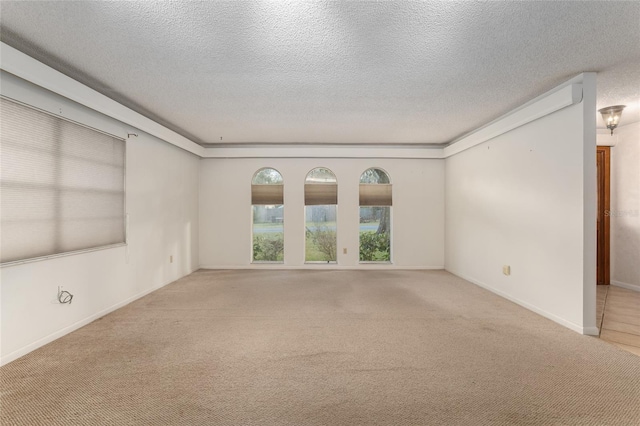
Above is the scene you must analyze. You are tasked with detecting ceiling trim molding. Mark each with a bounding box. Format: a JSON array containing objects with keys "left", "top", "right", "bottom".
[
  {"left": 201, "top": 142, "right": 446, "bottom": 148},
  {"left": 0, "top": 42, "right": 205, "bottom": 157},
  {"left": 0, "top": 42, "right": 587, "bottom": 161},
  {"left": 444, "top": 80, "right": 583, "bottom": 158},
  {"left": 201, "top": 145, "right": 444, "bottom": 159}
]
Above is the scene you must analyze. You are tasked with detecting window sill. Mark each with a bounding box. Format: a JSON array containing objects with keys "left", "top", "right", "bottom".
[{"left": 0, "top": 243, "right": 127, "bottom": 268}]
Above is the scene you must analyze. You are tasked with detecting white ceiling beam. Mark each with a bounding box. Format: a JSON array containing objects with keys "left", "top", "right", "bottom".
[
  {"left": 201, "top": 145, "right": 444, "bottom": 159},
  {"left": 444, "top": 82, "right": 583, "bottom": 158},
  {"left": 0, "top": 42, "right": 205, "bottom": 157}
]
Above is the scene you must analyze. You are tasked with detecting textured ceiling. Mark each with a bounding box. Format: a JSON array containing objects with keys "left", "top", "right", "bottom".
[{"left": 1, "top": 1, "right": 639, "bottom": 146}]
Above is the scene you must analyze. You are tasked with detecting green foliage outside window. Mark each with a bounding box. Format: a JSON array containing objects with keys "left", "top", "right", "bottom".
[
  {"left": 305, "top": 225, "right": 337, "bottom": 262},
  {"left": 359, "top": 231, "right": 390, "bottom": 261},
  {"left": 253, "top": 233, "right": 284, "bottom": 261}
]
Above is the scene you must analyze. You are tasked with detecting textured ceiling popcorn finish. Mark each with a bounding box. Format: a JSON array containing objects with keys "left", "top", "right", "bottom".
[{"left": 1, "top": 1, "right": 639, "bottom": 145}]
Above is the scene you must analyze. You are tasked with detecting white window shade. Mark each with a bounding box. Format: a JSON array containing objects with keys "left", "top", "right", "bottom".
[{"left": 0, "top": 97, "right": 126, "bottom": 264}]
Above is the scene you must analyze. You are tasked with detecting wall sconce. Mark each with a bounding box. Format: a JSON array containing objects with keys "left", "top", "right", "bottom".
[{"left": 598, "top": 105, "right": 625, "bottom": 135}]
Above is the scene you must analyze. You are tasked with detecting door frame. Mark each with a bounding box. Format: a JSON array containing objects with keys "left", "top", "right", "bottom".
[{"left": 596, "top": 146, "right": 611, "bottom": 285}]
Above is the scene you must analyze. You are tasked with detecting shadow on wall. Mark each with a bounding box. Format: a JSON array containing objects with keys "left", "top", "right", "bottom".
[
  {"left": 183, "top": 221, "right": 192, "bottom": 273},
  {"left": 159, "top": 221, "right": 194, "bottom": 286},
  {"left": 612, "top": 218, "right": 640, "bottom": 286},
  {"left": 610, "top": 122, "right": 640, "bottom": 288}
]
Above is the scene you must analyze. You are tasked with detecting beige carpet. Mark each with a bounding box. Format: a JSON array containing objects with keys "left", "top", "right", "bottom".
[{"left": 2, "top": 269, "right": 640, "bottom": 425}]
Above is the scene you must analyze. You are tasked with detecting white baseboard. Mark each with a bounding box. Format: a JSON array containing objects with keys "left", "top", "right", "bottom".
[
  {"left": 446, "top": 269, "right": 598, "bottom": 336},
  {"left": 611, "top": 280, "right": 640, "bottom": 292},
  {"left": 198, "top": 264, "right": 444, "bottom": 270},
  {"left": 0, "top": 269, "right": 196, "bottom": 367}
]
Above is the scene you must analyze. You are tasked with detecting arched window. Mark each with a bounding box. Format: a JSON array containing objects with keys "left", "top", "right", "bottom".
[
  {"left": 304, "top": 167, "right": 337, "bottom": 263},
  {"left": 359, "top": 168, "right": 391, "bottom": 262},
  {"left": 251, "top": 168, "right": 284, "bottom": 262}
]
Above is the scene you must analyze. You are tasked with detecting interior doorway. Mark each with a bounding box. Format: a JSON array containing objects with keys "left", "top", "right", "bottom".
[{"left": 596, "top": 146, "right": 611, "bottom": 285}]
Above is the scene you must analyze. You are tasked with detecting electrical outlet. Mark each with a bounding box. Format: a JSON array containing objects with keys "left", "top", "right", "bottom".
[
  {"left": 503, "top": 265, "right": 511, "bottom": 276},
  {"left": 343, "top": 248, "right": 347, "bottom": 254},
  {"left": 170, "top": 255, "right": 173, "bottom": 263}
]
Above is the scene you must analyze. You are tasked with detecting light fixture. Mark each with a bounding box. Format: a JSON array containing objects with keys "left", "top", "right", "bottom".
[{"left": 598, "top": 105, "right": 625, "bottom": 135}]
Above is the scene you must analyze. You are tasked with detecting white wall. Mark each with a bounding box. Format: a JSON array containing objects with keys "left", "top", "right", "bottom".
[
  {"left": 200, "top": 158, "right": 444, "bottom": 268},
  {"left": 0, "top": 72, "right": 200, "bottom": 365},
  {"left": 445, "top": 74, "right": 597, "bottom": 334},
  {"left": 0, "top": 45, "right": 600, "bottom": 368},
  {"left": 611, "top": 122, "right": 640, "bottom": 291}
]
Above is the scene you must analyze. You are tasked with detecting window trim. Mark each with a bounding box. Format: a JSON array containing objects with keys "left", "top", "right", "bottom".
[
  {"left": 0, "top": 243, "right": 127, "bottom": 268},
  {"left": 359, "top": 168, "right": 392, "bottom": 264},
  {"left": 304, "top": 167, "right": 338, "bottom": 264},
  {"left": 251, "top": 167, "right": 285, "bottom": 264}
]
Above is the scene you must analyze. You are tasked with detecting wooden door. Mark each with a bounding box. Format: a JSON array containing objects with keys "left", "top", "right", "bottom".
[{"left": 596, "top": 146, "right": 610, "bottom": 285}]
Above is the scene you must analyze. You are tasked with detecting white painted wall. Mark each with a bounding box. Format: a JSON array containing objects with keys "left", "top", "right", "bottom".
[
  {"left": 610, "top": 122, "right": 640, "bottom": 291},
  {"left": 200, "top": 158, "right": 444, "bottom": 268},
  {"left": 0, "top": 45, "right": 599, "bottom": 368},
  {"left": 445, "top": 74, "right": 597, "bottom": 334},
  {"left": 0, "top": 72, "right": 200, "bottom": 365}
]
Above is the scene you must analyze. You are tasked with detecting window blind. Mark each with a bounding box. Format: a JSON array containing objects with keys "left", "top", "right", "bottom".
[
  {"left": 251, "top": 184, "right": 283, "bottom": 205},
  {"left": 359, "top": 184, "right": 392, "bottom": 206},
  {"left": 0, "top": 97, "right": 126, "bottom": 264},
  {"left": 304, "top": 183, "right": 338, "bottom": 205}
]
